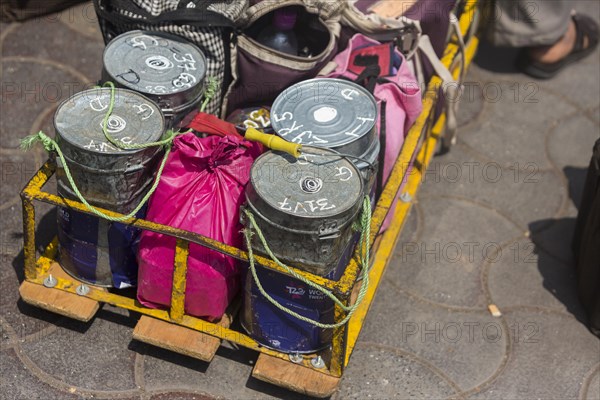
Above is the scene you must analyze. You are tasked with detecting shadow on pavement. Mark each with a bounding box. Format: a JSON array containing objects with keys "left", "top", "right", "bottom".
[
  {"left": 474, "top": 39, "right": 521, "bottom": 74},
  {"left": 528, "top": 166, "right": 590, "bottom": 328},
  {"left": 11, "top": 206, "right": 58, "bottom": 283}
]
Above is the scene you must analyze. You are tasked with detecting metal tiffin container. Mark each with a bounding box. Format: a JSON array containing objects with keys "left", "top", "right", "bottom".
[
  {"left": 102, "top": 30, "right": 207, "bottom": 128},
  {"left": 270, "top": 78, "right": 379, "bottom": 195},
  {"left": 54, "top": 87, "right": 165, "bottom": 287},
  {"left": 243, "top": 146, "right": 364, "bottom": 277},
  {"left": 54, "top": 87, "right": 165, "bottom": 212}
]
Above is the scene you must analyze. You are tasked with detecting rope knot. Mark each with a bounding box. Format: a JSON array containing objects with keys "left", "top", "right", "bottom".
[{"left": 20, "top": 131, "right": 55, "bottom": 153}]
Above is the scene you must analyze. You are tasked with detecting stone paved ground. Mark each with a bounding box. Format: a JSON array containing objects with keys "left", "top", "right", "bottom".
[{"left": 1, "top": 2, "right": 599, "bottom": 399}]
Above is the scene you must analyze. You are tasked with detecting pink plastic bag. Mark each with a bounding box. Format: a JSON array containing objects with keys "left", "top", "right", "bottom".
[
  {"left": 326, "top": 34, "right": 422, "bottom": 231},
  {"left": 137, "top": 127, "right": 260, "bottom": 320}
]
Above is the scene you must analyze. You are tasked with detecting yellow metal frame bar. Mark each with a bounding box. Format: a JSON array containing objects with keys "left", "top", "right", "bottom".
[{"left": 19, "top": 0, "right": 479, "bottom": 380}]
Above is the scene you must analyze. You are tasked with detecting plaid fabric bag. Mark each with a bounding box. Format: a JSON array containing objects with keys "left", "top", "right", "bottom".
[{"left": 93, "top": 0, "right": 248, "bottom": 116}]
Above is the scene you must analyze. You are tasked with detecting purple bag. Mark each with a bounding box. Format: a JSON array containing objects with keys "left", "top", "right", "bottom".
[
  {"left": 325, "top": 34, "right": 422, "bottom": 232},
  {"left": 222, "top": 0, "right": 344, "bottom": 116}
]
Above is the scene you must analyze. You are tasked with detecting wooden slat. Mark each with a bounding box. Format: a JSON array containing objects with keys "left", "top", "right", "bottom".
[
  {"left": 19, "top": 262, "right": 103, "bottom": 322},
  {"left": 133, "top": 303, "right": 236, "bottom": 363},
  {"left": 252, "top": 354, "right": 340, "bottom": 398}
]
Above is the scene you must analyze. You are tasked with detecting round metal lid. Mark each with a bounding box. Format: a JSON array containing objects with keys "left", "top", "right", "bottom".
[
  {"left": 271, "top": 78, "right": 377, "bottom": 148},
  {"left": 103, "top": 30, "right": 207, "bottom": 97},
  {"left": 54, "top": 87, "right": 165, "bottom": 155},
  {"left": 249, "top": 147, "right": 363, "bottom": 220}
]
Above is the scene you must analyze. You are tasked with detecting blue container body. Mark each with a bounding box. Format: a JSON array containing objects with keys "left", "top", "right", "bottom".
[
  {"left": 242, "top": 232, "right": 361, "bottom": 353},
  {"left": 57, "top": 207, "right": 144, "bottom": 288}
]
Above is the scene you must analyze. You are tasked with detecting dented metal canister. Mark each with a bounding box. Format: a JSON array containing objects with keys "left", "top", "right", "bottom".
[
  {"left": 54, "top": 87, "right": 165, "bottom": 287},
  {"left": 102, "top": 30, "right": 207, "bottom": 127},
  {"left": 270, "top": 78, "right": 379, "bottom": 193},
  {"left": 244, "top": 146, "right": 364, "bottom": 277}
]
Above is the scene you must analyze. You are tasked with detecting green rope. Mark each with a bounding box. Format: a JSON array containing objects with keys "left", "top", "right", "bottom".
[
  {"left": 20, "top": 80, "right": 218, "bottom": 222},
  {"left": 100, "top": 82, "right": 181, "bottom": 151},
  {"left": 243, "top": 196, "right": 372, "bottom": 329},
  {"left": 21, "top": 130, "right": 175, "bottom": 222},
  {"left": 200, "top": 76, "right": 219, "bottom": 113}
]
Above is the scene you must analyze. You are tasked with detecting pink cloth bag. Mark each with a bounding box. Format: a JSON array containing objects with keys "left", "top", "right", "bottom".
[
  {"left": 137, "top": 131, "right": 261, "bottom": 320},
  {"left": 326, "top": 34, "right": 422, "bottom": 231}
]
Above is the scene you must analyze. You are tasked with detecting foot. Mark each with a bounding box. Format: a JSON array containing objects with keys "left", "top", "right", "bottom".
[
  {"left": 518, "top": 13, "right": 599, "bottom": 79},
  {"left": 528, "top": 19, "right": 581, "bottom": 64}
]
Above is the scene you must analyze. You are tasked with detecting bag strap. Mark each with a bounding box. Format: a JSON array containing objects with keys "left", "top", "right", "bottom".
[
  {"left": 94, "top": 0, "right": 236, "bottom": 28},
  {"left": 417, "top": 34, "right": 461, "bottom": 146},
  {"left": 441, "top": 12, "right": 468, "bottom": 149},
  {"left": 353, "top": 54, "right": 381, "bottom": 93},
  {"left": 376, "top": 100, "right": 386, "bottom": 200}
]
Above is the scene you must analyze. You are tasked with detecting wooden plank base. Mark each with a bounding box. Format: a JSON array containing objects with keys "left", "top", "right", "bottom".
[
  {"left": 133, "top": 308, "right": 234, "bottom": 363},
  {"left": 252, "top": 354, "right": 340, "bottom": 398},
  {"left": 19, "top": 262, "right": 103, "bottom": 322}
]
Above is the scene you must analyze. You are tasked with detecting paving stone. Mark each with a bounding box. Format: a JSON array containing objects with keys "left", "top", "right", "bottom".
[
  {"left": 388, "top": 196, "right": 520, "bottom": 308},
  {"left": 582, "top": 368, "right": 600, "bottom": 400},
  {"left": 459, "top": 83, "right": 578, "bottom": 170},
  {"left": 0, "top": 273, "right": 62, "bottom": 344},
  {"left": 421, "top": 142, "right": 566, "bottom": 230},
  {"left": 529, "top": 217, "right": 577, "bottom": 266},
  {"left": 393, "top": 202, "right": 421, "bottom": 250},
  {"left": 1, "top": 12, "right": 102, "bottom": 82},
  {"left": 587, "top": 106, "right": 600, "bottom": 125},
  {"left": 487, "top": 237, "right": 585, "bottom": 319},
  {"left": 0, "top": 207, "right": 62, "bottom": 343},
  {"left": 0, "top": 61, "right": 89, "bottom": 149},
  {"left": 142, "top": 345, "right": 307, "bottom": 400},
  {"left": 0, "top": 348, "right": 80, "bottom": 400},
  {"left": 542, "top": 55, "right": 600, "bottom": 112},
  {"left": 148, "top": 392, "right": 215, "bottom": 400},
  {"left": 457, "top": 77, "right": 485, "bottom": 128},
  {"left": 470, "top": 44, "right": 522, "bottom": 81},
  {"left": 548, "top": 114, "right": 600, "bottom": 172},
  {"left": 359, "top": 280, "right": 507, "bottom": 392},
  {"left": 0, "top": 149, "right": 45, "bottom": 212},
  {"left": 0, "top": 201, "right": 58, "bottom": 282},
  {"left": 150, "top": 393, "right": 216, "bottom": 400},
  {"left": 20, "top": 309, "right": 139, "bottom": 392},
  {"left": 335, "top": 345, "right": 458, "bottom": 399},
  {"left": 469, "top": 310, "right": 600, "bottom": 400},
  {"left": 56, "top": 2, "right": 104, "bottom": 42}
]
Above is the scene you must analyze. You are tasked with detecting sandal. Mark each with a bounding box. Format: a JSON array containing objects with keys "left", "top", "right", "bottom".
[{"left": 517, "top": 12, "right": 599, "bottom": 79}]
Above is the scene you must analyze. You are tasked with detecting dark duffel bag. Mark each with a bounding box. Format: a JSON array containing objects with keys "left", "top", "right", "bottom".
[{"left": 573, "top": 138, "right": 600, "bottom": 337}]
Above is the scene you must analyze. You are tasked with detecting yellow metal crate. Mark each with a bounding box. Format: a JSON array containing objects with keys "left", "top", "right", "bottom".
[{"left": 18, "top": 2, "right": 480, "bottom": 397}]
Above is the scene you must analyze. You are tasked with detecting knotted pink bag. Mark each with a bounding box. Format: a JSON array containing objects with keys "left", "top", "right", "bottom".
[
  {"left": 326, "top": 34, "right": 422, "bottom": 231},
  {"left": 137, "top": 120, "right": 261, "bottom": 320}
]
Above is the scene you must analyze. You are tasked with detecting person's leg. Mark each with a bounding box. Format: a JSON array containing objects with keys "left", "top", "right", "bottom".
[
  {"left": 487, "top": 0, "right": 598, "bottom": 79},
  {"left": 489, "top": 0, "right": 571, "bottom": 48}
]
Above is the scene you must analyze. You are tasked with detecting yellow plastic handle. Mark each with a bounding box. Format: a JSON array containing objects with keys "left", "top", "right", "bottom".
[{"left": 245, "top": 128, "right": 301, "bottom": 158}]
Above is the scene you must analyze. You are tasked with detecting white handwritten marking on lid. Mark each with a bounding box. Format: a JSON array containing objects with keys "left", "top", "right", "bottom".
[
  {"left": 313, "top": 106, "right": 338, "bottom": 123},
  {"left": 341, "top": 88, "right": 359, "bottom": 101}
]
